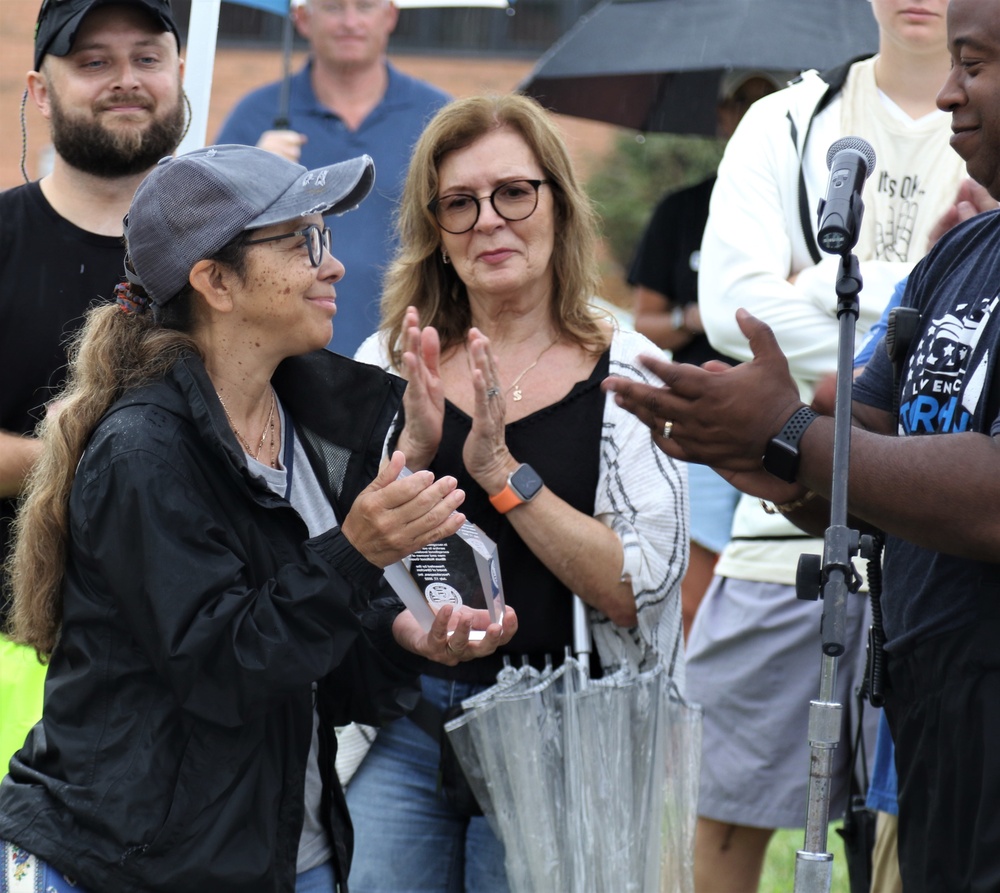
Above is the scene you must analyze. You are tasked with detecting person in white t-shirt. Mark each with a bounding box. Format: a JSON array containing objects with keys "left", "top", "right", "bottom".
[{"left": 689, "top": 1, "right": 981, "bottom": 889}]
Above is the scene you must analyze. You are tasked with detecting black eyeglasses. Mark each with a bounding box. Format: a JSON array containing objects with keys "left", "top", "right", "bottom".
[
  {"left": 246, "top": 224, "right": 332, "bottom": 268},
  {"left": 428, "top": 179, "right": 549, "bottom": 234}
]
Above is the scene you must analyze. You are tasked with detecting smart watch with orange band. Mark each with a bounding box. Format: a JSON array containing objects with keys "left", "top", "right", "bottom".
[{"left": 488, "top": 463, "right": 544, "bottom": 514}]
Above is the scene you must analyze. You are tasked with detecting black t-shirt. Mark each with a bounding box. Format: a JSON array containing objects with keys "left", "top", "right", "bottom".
[
  {"left": 0, "top": 181, "right": 125, "bottom": 605},
  {"left": 628, "top": 176, "right": 737, "bottom": 368}
]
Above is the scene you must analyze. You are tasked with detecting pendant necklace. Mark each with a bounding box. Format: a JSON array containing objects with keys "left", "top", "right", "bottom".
[
  {"left": 219, "top": 387, "right": 277, "bottom": 468},
  {"left": 506, "top": 336, "right": 559, "bottom": 402}
]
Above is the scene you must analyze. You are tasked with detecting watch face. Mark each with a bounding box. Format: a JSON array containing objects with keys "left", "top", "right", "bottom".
[
  {"left": 510, "top": 463, "right": 544, "bottom": 501},
  {"left": 762, "top": 440, "right": 799, "bottom": 483}
]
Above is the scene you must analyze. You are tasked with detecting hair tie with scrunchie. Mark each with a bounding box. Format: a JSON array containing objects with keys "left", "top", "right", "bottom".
[{"left": 114, "top": 280, "right": 148, "bottom": 314}]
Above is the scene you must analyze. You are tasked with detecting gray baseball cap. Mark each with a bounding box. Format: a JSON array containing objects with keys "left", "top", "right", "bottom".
[{"left": 124, "top": 145, "right": 376, "bottom": 306}]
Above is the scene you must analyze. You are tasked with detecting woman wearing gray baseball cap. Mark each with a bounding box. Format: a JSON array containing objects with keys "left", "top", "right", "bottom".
[{"left": 0, "top": 144, "right": 516, "bottom": 893}]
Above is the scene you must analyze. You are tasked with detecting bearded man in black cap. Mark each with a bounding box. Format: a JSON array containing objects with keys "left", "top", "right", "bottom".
[
  {"left": 0, "top": 0, "right": 185, "bottom": 612},
  {"left": 0, "top": 0, "right": 185, "bottom": 767}
]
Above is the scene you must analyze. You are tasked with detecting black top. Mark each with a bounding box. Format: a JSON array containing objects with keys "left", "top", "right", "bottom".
[
  {"left": 628, "top": 176, "right": 738, "bottom": 367},
  {"left": 0, "top": 181, "right": 125, "bottom": 613},
  {"left": 425, "top": 349, "right": 610, "bottom": 684}
]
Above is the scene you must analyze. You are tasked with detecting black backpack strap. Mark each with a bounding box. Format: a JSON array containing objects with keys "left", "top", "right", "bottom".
[
  {"left": 791, "top": 56, "right": 873, "bottom": 264},
  {"left": 864, "top": 305, "right": 921, "bottom": 708},
  {"left": 886, "top": 306, "right": 921, "bottom": 423}
]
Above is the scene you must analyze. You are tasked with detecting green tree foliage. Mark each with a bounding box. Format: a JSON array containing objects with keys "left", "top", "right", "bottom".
[{"left": 587, "top": 132, "right": 726, "bottom": 271}]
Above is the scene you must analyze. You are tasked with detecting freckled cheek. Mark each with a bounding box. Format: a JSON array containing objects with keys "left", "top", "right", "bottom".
[{"left": 249, "top": 268, "right": 295, "bottom": 310}]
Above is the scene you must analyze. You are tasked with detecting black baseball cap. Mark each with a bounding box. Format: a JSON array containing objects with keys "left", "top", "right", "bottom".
[{"left": 34, "top": 0, "right": 180, "bottom": 71}]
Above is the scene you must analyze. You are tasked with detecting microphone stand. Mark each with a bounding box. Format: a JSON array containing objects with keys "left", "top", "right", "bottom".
[{"left": 792, "top": 250, "right": 873, "bottom": 892}]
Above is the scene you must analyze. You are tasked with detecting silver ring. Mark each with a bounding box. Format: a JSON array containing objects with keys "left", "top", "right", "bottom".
[
  {"left": 446, "top": 639, "right": 459, "bottom": 657},
  {"left": 661, "top": 420, "right": 674, "bottom": 440},
  {"left": 485, "top": 386, "right": 501, "bottom": 399}
]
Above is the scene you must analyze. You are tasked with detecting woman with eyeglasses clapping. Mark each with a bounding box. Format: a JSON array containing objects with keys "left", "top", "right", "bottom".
[{"left": 349, "top": 94, "right": 689, "bottom": 892}]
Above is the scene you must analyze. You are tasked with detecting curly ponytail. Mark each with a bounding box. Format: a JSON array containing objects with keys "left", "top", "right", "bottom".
[
  {"left": 5, "top": 229, "right": 252, "bottom": 657},
  {"left": 4, "top": 289, "right": 198, "bottom": 657}
]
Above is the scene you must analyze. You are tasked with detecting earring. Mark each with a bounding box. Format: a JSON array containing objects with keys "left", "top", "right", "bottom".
[{"left": 441, "top": 247, "right": 450, "bottom": 265}]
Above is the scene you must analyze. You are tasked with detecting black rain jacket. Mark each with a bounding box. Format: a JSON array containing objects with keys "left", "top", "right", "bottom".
[{"left": 0, "top": 349, "right": 421, "bottom": 892}]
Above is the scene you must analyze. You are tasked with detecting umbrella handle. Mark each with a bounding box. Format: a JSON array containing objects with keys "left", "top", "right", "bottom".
[
  {"left": 572, "top": 595, "right": 591, "bottom": 679},
  {"left": 275, "top": 6, "right": 295, "bottom": 129}
]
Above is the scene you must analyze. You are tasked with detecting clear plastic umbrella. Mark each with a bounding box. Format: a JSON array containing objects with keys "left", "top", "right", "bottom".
[
  {"left": 444, "top": 656, "right": 545, "bottom": 826},
  {"left": 564, "top": 666, "right": 701, "bottom": 892},
  {"left": 446, "top": 598, "right": 702, "bottom": 893}
]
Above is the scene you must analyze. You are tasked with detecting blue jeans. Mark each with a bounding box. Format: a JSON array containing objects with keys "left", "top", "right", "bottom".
[
  {"left": 296, "top": 859, "right": 336, "bottom": 893},
  {"left": 865, "top": 711, "right": 898, "bottom": 815},
  {"left": 345, "top": 676, "right": 509, "bottom": 893}
]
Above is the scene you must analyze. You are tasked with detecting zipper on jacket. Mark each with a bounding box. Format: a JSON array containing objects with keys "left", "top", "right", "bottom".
[{"left": 120, "top": 843, "right": 150, "bottom": 865}]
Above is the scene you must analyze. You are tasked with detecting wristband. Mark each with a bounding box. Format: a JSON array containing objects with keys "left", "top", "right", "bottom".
[
  {"left": 488, "top": 463, "right": 544, "bottom": 514},
  {"left": 762, "top": 406, "right": 820, "bottom": 483}
]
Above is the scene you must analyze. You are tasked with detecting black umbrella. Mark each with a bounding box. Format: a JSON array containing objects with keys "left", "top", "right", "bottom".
[{"left": 519, "top": 0, "right": 880, "bottom": 135}]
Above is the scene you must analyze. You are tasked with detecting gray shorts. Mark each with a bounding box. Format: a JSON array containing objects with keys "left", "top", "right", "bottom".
[{"left": 686, "top": 576, "right": 879, "bottom": 830}]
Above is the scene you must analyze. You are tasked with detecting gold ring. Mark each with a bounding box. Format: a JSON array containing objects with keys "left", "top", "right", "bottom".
[{"left": 662, "top": 420, "right": 674, "bottom": 440}]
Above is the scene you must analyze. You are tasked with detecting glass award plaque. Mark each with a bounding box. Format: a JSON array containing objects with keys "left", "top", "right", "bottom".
[{"left": 384, "top": 519, "right": 505, "bottom": 638}]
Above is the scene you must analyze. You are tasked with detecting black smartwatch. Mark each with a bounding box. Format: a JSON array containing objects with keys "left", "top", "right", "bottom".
[
  {"left": 489, "top": 463, "right": 544, "bottom": 514},
  {"left": 762, "top": 406, "right": 819, "bottom": 483}
]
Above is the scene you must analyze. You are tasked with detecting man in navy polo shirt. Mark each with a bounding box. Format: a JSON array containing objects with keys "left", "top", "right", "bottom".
[{"left": 217, "top": 0, "right": 449, "bottom": 357}]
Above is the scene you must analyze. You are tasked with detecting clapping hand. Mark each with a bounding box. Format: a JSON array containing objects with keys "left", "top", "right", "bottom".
[
  {"left": 927, "top": 178, "right": 998, "bottom": 250},
  {"left": 341, "top": 451, "right": 466, "bottom": 568},
  {"left": 462, "top": 327, "right": 516, "bottom": 493},
  {"left": 398, "top": 306, "right": 446, "bottom": 470}
]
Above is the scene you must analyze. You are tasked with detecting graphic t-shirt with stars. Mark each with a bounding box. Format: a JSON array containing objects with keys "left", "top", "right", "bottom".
[{"left": 854, "top": 208, "right": 1000, "bottom": 653}]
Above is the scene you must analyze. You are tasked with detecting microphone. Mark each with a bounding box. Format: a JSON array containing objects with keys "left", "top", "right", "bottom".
[{"left": 816, "top": 136, "right": 877, "bottom": 255}]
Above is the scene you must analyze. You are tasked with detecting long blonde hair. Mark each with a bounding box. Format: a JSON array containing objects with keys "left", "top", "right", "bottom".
[{"left": 380, "top": 93, "right": 606, "bottom": 366}]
